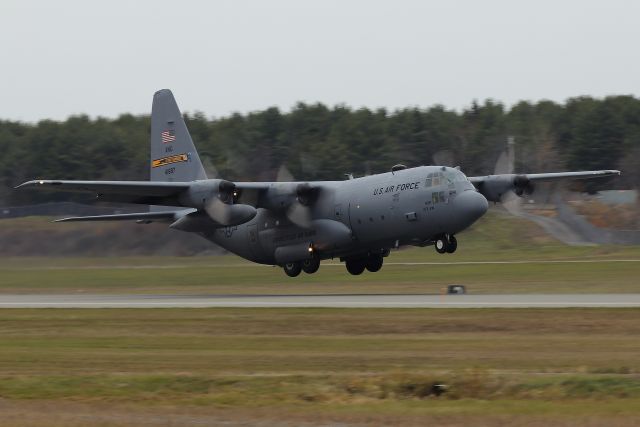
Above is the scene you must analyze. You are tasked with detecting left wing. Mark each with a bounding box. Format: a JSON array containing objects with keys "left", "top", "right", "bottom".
[
  {"left": 15, "top": 180, "right": 193, "bottom": 206},
  {"left": 15, "top": 178, "right": 315, "bottom": 226},
  {"left": 469, "top": 170, "right": 620, "bottom": 202}
]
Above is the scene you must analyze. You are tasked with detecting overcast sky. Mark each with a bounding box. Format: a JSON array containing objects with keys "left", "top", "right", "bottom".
[{"left": 1, "top": 0, "right": 639, "bottom": 122}]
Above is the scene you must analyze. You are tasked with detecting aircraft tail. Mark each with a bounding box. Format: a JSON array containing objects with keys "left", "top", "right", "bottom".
[{"left": 150, "top": 89, "right": 207, "bottom": 183}]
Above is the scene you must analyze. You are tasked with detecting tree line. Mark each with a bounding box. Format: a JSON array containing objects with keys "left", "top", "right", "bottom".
[{"left": 1, "top": 95, "right": 639, "bottom": 206}]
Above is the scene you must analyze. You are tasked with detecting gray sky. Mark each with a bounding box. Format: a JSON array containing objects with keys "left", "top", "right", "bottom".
[{"left": 1, "top": 0, "right": 639, "bottom": 122}]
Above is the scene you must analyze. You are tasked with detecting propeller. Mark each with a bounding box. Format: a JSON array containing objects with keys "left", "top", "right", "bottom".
[
  {"left": 432, "top": 149, "right": 455, "bottom": 167},
  {"left": 286, "top": 183, "right": 320, "bottom": 228},
  {"left": 513, "top": 175, "right": 535, "bottom": 197},
  {"left": 274, "top": 164, "right": 320, "bottom": 228},
  {"left": 276, "top": 164, "right": 295, "bottom": 182},
  {"left": 203, "top": 180, "right": 256, "bottom": 226},
  {"left": 494, "top": 138, "right": 521, "bottom": 213}
]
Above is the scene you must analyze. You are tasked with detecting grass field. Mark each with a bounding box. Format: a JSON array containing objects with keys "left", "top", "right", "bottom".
[
  {"left": 0, "top": 308, "right": 639, "bottom": 426},
  {"left": 1, "top": 211, "right": 640, "bottom": 295},
  {"left": 1, "top": 212, "right": 639, "bottom": 425}
]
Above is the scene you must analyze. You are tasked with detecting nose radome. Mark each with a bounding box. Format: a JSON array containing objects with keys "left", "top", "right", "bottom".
[{"left": 456, "top": 190, "right": 488, "bottom": 223}]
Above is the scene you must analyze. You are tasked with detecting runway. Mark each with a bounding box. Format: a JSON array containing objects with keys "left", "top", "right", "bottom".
[{"left": 0, "top": 293, "right": 639, "bottom": 308}]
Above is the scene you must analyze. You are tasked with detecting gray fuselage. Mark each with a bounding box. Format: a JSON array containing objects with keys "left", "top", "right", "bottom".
[{"left": 206, "top": 166, "right": 488, "bottom": 265}]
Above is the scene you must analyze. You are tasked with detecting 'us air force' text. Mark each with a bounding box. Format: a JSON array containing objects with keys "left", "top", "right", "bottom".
[{"left": 373, "top": 182, "right": 420, "bottom": 196}]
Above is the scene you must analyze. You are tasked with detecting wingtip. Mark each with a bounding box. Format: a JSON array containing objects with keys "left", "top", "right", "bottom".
[
  {"left": 14, "top": 180, "right": 61, "bottom": 189},
  {"left": 14, "top": 180, "right": 35, "bottom": 189},
  {"left": 53, "top": 217, "right": 74, "bottom": 223}
]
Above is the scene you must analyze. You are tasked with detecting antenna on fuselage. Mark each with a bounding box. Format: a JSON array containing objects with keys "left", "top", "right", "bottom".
[{"left": 391, "top": 164, "right": 407, "bottom": 175}]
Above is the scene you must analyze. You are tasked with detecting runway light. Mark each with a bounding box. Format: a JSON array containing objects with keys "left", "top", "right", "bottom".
[{"left": 39, "top": 180, "right": 44, "bottom": 184}]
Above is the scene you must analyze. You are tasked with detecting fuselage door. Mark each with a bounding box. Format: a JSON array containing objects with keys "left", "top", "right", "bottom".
[
  {"left": 334, "top": 204, "right": 344, "bottom": 223},
  {"left": 247, "top": 224, "right": 260, "bottom": 258}
]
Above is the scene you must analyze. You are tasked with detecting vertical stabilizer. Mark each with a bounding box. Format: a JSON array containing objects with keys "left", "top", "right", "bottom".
[{"left": 150, "top": 89, "right": 207, "bottom": 183}]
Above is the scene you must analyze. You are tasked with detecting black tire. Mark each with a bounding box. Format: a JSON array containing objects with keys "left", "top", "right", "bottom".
[
  {"left": 283, "top": 262, "right": 302, "bottom": 277},
  {"left": 435, "top": 237, "right": 447, "bottom": 254},
  {"left": 345, "top": 259, "right": 366, "bottom": 275},
  {"left": 365, "top": 254, "right": 383, "bottom": 272},
  {"left": 446, "top": 235, "right": 457, "bottom": 253},
  {"left": 302, "top": 257, "right": 320, "bottom": 274}
]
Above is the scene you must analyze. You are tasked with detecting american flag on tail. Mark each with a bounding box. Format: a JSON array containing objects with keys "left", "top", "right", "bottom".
[{"left": 161, "top": 129, "right": 176, "bottom": 143}]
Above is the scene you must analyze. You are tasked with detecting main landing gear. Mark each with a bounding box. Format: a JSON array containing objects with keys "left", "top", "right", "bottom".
[
  {"left": 283, "top": 255, "right": 320, "bottom": 277},
  {"left": 434, "top": 234, "right": 457, "bottom": 254},
  {"left": 344, "top": 253, "right": 384, "bottom": 276}
]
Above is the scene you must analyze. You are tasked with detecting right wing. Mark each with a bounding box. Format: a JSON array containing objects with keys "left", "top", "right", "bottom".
[{"left": 468, "top": 170, "right": 621, "bottom": 202}]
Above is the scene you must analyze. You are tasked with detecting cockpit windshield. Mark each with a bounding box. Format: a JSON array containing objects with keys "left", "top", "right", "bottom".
[
  {"left": 452, "top": 169, "right": 469, "bottom": 182},
  {"left": 425, "top": 169, "right": 468, "bottom": 187}
]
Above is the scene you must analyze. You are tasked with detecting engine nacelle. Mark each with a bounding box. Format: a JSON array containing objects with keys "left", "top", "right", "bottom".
[
  {"left": 177, "top": 179, "right": 234, "bottom": 208},
  {"left": 177, "top": 179, "right": 256, "bottom": 226},
  {"left": 475, "top": 174, "right": 534, "bottom": 202}
]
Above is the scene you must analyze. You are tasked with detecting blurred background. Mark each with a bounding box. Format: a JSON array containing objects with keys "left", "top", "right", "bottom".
[{"left": 1, "top": 0, "right": 639, "bottom": 255}]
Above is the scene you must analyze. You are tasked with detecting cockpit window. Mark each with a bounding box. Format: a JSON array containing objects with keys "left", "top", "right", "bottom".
[
  {"left": 426, "top": 169, "right": 468, "bottom": 187},
  {"left": 453, "top": 170, "right": 469, "bottom": 182}
]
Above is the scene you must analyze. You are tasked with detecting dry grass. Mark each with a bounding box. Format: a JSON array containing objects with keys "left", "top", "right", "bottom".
[
  {"left": 1, "top": 400, "right": 640, "bottom": 427},
  {"left": 0, "top": 308, "right": 639, "bottom": 425}
]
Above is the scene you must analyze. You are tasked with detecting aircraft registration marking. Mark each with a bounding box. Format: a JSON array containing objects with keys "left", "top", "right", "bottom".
[{"left": 152, "top": 153, "right": 189, "bottom": 168}]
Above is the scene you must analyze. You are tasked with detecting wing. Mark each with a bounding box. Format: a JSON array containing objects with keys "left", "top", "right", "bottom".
[
  {"left": 15, "top": 180, "right": 192, "bottom": 206},
  {"left": 15, "top": 179, "right": 276, "bottom": 206},
  {"left": 468, "top": 170, "right": 620, "bottom": 202}
]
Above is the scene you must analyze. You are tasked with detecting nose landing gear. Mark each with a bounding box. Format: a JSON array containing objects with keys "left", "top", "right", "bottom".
[{"left": 435, "top": 234, "right": 457, "bottom": 254}]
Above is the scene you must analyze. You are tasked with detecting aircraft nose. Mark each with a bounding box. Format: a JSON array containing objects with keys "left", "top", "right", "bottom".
[{"left": 456, "top": 190, "right": 488, "bottom": 224}]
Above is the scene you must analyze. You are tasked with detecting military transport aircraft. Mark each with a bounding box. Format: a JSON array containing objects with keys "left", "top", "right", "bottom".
[{"left": 17, "top": 90, "right": 620, "bottom": 276}]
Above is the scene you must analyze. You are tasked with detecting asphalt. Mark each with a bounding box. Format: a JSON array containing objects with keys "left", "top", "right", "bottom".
[{"left": 0, "top": 293, "right": 639, "bottom": 308}]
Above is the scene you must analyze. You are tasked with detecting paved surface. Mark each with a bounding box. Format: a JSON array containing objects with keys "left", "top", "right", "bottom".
[{"left": 0, "top": 294, "right": 639, "bottom": 308}]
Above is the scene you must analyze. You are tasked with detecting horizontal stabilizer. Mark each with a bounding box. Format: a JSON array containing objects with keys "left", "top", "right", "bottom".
[{"left": 54, "top": 210, "right": 194, "bottom": 223}]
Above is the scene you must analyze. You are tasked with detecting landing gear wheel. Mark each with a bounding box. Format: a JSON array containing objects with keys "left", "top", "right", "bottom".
[
  {"left": 302, "top": 257, "right": 320, "bottom": 274},
  {"left": 435, "top": 237, "right": 447, "bottom": 254},
  {"left": 445, "top": 235, "right": 457, "bottom": 253},
  {"left": 365, "top": 254, "right": 384, "bottom": 272},
  {"left": 283, "top": 262, "right": 302, "bottom": 277},
  {"left": 345, "top": 259, "right": 366, "bottom": 275}
]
